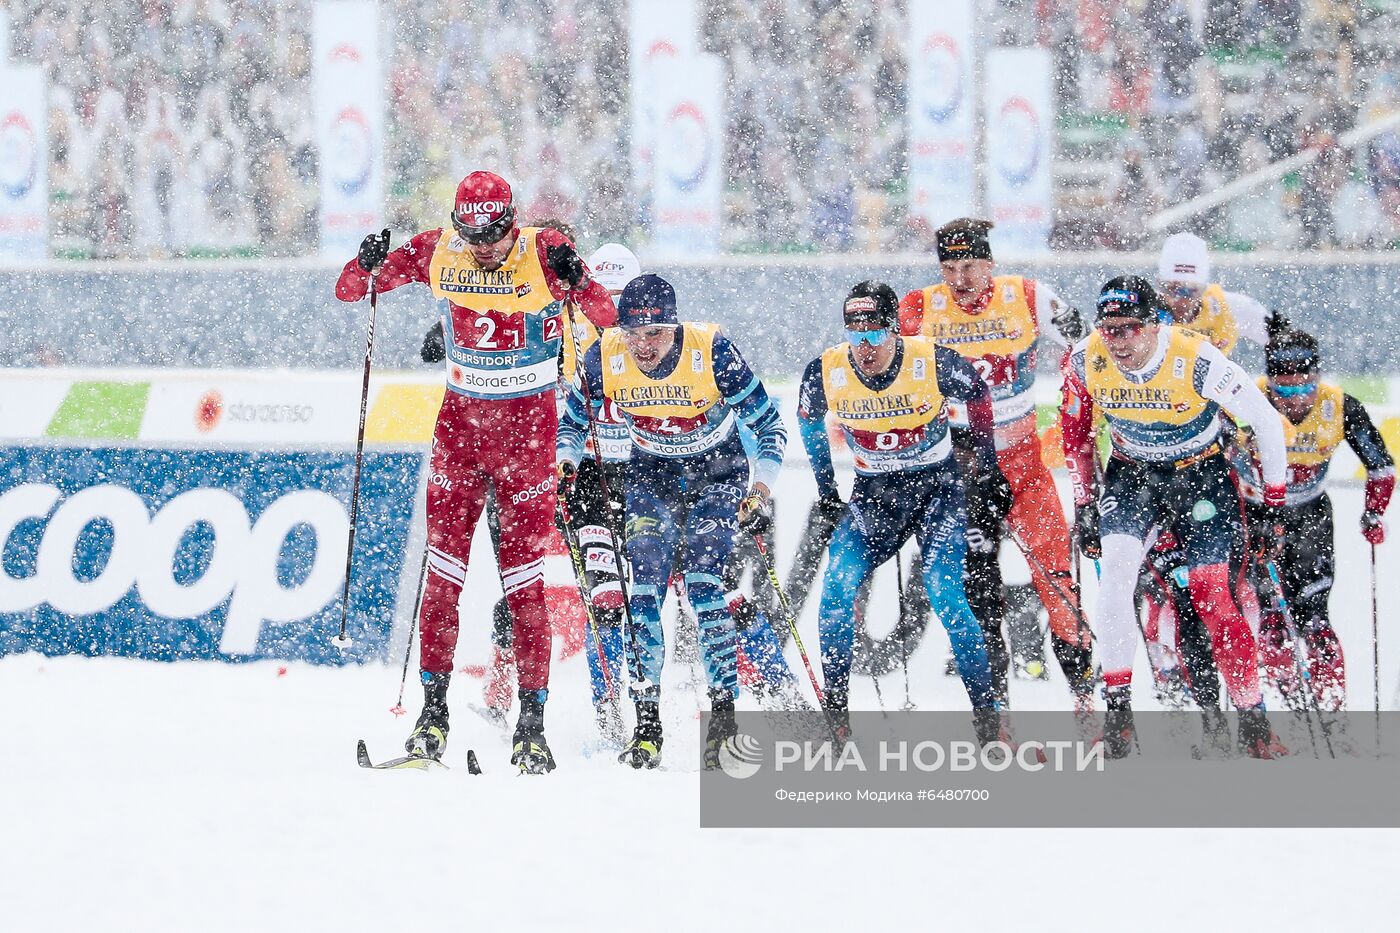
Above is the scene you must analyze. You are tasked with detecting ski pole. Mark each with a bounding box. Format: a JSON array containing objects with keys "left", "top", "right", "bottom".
[
  {"left": 1006, "top": 527, "right": 1095, "bottom": 646},
  {"left": 895, "top": 547, "right": 915, "bottom": 710},
  {"left": 557, "top": 493, "right": 616, "bottom": 701},
  {"left": 1262, "top": 557, "right": 1331, "bottom": 758},
  {"left": 334, "top": 262, "right": 384, "bottom": 650},
  {"left": 1372, "top": 542, "right": 1381, "bottom": 756},
  {"left": 749, "top": 532, "right": 823, "bottom": 703},
  {"left": 390, "top": 548, "right": 428, "bottom": 716}
]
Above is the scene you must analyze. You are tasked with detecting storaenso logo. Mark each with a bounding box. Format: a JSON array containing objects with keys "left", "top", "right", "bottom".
[{"left": 0, "top": 484, "right": 349, "bottom": 655}]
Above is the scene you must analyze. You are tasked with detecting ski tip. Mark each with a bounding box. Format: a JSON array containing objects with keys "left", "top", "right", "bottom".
[
  {"left": 467, "top": 749, "right": 482, "bottom": 775},
  {"left": 356, "top": 739, "right": 372, "bottom": 768}
]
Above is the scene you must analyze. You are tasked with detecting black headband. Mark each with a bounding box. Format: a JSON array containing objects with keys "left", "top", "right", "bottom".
[
  {"left": 1265, "top": 346, "right": 1319, "bottom": 376},
  {"left": 936, "top": 228, "right": 992, "bottom": 263}
]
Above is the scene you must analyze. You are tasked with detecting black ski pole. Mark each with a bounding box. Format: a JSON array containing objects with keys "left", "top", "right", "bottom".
[
  {"left": 1262, "top": 556, "right": 1330, "bottom": 758},
  {"left": 557, "top": 493, "right": 617, "bottom": 701},
  {"left": 1372, "top": 542, "right": 1381, "bottom": 756},
  {"left": 895, "top": 547, "right": 915, "bottom": 710},
  {"left": 390, "top": 549, "right": 428, "bottom": 716},
  {"left": 334, "top": 259, "right": 384, "bottom": 650}
]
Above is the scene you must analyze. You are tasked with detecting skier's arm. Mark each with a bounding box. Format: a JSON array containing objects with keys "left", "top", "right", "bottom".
[
  {"left": 897, "top": 289, "right": 925, "bottom": 337},
  {"left": 1195, "top": 343, "right": 1286, "bottom": 489},
  {"left": 535, "top": 227, "right": 617, "bottom": 328},
  {"left": 712, "top": 332, "right": 785, "bottom": 491},
  {"left": 1343, "top": 393, "right": 1396, "bottom": 518},
  {"left": 796, "top": 358, "right": 839, "bottom": 501},
  {"left": 335, "top": 229, "right": 439, "bottom": 301},
  {"left": 556, "top": 342, "right": 605, "bottom": 468},
  {"left": 1027, "top": 279, "right": 1088, "bottom": 346},
  {"left": 934, "top": 346, "right": 996, "bottom": 470},
  {"left": 1060, "top": 347, "right": 1098, "bottom": 505}
]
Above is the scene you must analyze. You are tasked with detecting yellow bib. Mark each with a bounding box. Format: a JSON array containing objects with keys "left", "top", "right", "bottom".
[
  {"left": 820, "top": 337, "right": 951, "bottom": 473},
  {"left": 1085, "top": 327, "right": 1212, "bottom": 428},
  {"left": 1258, "top": 378, "right": 1346, "bottom": 468},
  {"left": 601, "top": 323, "right": 722, "bottom": 419},
  {"left": 916, "top": 275, "right": 1038, "bottom": 360},
  {"left": 1179, "top": 283, "right": 1238, "bottom": 356},
  {"left": 427, "top": 227, "right": 563, "bottom": 399}
]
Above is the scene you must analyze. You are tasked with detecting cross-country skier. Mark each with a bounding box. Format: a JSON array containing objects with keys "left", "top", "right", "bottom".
[
  {"left": 557, "top": 274, "right": 786, "bottom": 770},
  {"left": 1154, "top": 231, "right": 1287, "bottom": 355},
  {"left": 335, "top": 171, "right": 616, "bottom": 774},
  {"left": 801, "top": 281, "right": 1009, "bottom": 745},
  {"left": 557, "top": 242, "right": 641, "bottom": 748},
  {"left": 1060, "top": 276, "right": 1289, "bottom": 758},
  {"left": 1141, "top": 231, "right": 1290, "bottom": 716},
  {"left": 898, "top": 218, "right": 1094, "bottom": 710},
  {"left": 1231, "top": 329, "right": 1394, "bottom": 712}
]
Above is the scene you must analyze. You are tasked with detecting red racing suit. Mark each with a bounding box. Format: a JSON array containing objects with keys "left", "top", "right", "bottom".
[{"left": 336, "top": 226, "right": 616, "bottom": 692}]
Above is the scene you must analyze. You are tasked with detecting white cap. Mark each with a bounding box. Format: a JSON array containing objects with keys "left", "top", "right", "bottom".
[
  {"left": 1156, "top": 232, "right": 1211, "bottom": 286},
  {"left": 587, "top": 243, "right": 641, "bottom": 294}
]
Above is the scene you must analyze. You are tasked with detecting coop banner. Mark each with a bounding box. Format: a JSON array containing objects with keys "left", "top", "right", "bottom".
[
  {"left": 314, "top": 0, "right": 384, "bottom": 261},
  {"left": 906, "top": 0, "right": 975, "bottom": 228},
  {"left": 628, "top": 0, "right": 699, "bottom": 220},
  {"left": 649, "top": 54, "right": 725, "bottom": 257},
  {"left": 985, "top": 48, "right": 1053, "bottom": 255},
  {"left": 0, "top": 65, "right": 48, "bottom": 261},
  {"left": 0, "top": 445, "right": 419, "bottom": 665}
]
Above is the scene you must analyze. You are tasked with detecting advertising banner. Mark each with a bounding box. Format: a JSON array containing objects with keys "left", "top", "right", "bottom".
[
  {"left": 314, "top": 0, "right": 384, "bottom": 261},
  {"left": 628, "top": 0, "right": 699, "bottom": 225},
  {"left": 649, "top": 54, "right": 725, "bottom": 257},
  {"left": 0, "top": 65, "right": 48, "bottom": 261},
  {"left": 906, "top": 0, "right": 976, "bottom": 229},
  {"left": 985, "top": 48, "right": 1054, "bottom": 255},
  {"left": 0, "top": 445, "right": 420, "bottom": 665}
]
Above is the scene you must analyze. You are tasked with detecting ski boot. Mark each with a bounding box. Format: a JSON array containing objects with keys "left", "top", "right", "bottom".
[
  {"left": 405, "top": 671, "right": 450, "bottom": 760},
  {"left": 620, "top": 699, "right": 664, "bottom": 770},
  {"left": 702, "top": 692, "right": 739, "bottom": 771},
  {"left": 1238, "top": 706, "right": 1288, "bottom": 759},
  {"left": 972, "top": 707, "right": 1004, "bottom": 749},
  {"left": 510, "top": 689, "right": 556, "bottom": 775},
  {"left": 1100, "top": 689, "right": 1137, "bottom": 760}
]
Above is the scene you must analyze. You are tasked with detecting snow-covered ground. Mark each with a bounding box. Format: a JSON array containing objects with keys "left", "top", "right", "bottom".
[{"left": 3, "top": 478, "right": 1398, "bottom": 931}]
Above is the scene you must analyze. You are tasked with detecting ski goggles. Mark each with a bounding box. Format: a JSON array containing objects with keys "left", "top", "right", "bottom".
[
  {"left": 1098, "top": 320, "right": 1146, "bottom": 340},
  {"left": 1270, "top": 381, "right": 1317, "bottom": 398},
  {"left": 846, "top": 327, "right": 891, "bottom": 348}
]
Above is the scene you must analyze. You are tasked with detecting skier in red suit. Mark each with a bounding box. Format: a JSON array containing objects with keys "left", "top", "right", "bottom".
[{"left": 335, "top": 171, "right": 616, "bottom": 774}]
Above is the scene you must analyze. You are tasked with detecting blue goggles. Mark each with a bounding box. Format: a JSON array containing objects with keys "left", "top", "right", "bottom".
[
  {"left": 846, "top": 328, "right": 891, "bottom": 348},
  {"left": 1271, "top": 381, "right": 1317, "bottom": 398}
]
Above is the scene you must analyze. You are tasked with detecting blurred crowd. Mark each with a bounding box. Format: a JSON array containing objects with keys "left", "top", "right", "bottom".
[{"left": 7, "top": 0, "right": 1400, "bottom": 258}]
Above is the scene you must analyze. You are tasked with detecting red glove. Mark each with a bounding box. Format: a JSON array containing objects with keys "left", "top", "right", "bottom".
[
  {"left": 1263, "top": 482, "right": 1287, "bottom": 509},
  {"left": 1362, "top": 511, "right": 1386, "bottom": 545}
]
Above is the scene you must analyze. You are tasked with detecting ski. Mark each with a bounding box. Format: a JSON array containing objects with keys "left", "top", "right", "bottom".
[{"left": 356, "top": 739, "right": 482, "bottom": 774}]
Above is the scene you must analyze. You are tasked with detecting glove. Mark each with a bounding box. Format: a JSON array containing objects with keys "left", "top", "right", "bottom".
[
  {"left": 1049, "top": 300, "right": 1088, "bottom": 343},
  {"left": 556, "top": 461, "right": 578, "bottom": 500},
  {"left": 1263, "top": 482, "right": 1287, "bottom": 509},
  {"left": 357, "top": 228, "right": 391, "bottom": 273},
  {"left": 815, "top": 490, "right": 846, "bottom": 525},
  {"left": 977, "top": 464, "right": 1015, "bottom": 523},
  {"left": 1362, "top": 510, "right": 1386, "bottom": 545},
  {"left": 738, "top": 492, "right": 772, "bottom": 535},
  {"left": 545, "top": 242, "right": 588, "bottom": 289},
  {"left": 1246, "top": 502, "right": 1284, "bottom": 559},
  {"left": 1074, "top": 502, "right": 1101, "bottom": 560}
]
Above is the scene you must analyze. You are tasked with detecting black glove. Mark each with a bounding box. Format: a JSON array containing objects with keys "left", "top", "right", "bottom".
[
  {"left": 556, "top": 461, "right": 578, "bottom": 500},
  {"left": 1074, "top": 502, "right": 1102, "bottom": 560},
  {"left": 1246, "top": 502, "right": 1284, "bottom": 559},
  {"left": 815, "top": 490, "right": 846, "bottom": 525},
  {"left": 545, "top": 242, "right": 588, "bottom": 289},
  {"left": 357, "top": 228, "right": 391, "bottom": 273},
  {"left": 738, "top": 493, "right": 773, "bottom": 536},
  {"left": 976, "top": 465, "right": 1015, "bottom": 523},
  {"left": 420, "top": 321, "right": 445, "bottom": 364},
  {"left": 1049, "top": 299, "right": 1088, "bottom": 343}
]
